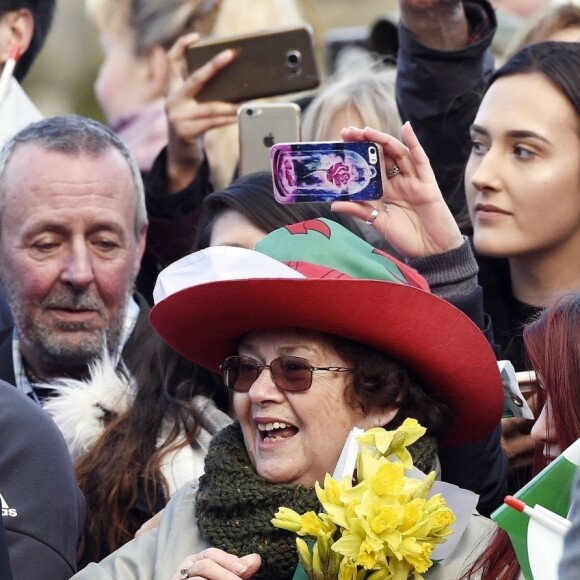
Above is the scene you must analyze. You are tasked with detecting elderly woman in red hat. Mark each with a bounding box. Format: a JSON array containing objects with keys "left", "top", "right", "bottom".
[{"left": 71, "top": 123, "right": 504, "bottom": 580}]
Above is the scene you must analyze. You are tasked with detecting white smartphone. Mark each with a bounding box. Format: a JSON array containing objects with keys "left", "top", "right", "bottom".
[{"left": 238, "top": 102, "right": 301, "bottom": 176}]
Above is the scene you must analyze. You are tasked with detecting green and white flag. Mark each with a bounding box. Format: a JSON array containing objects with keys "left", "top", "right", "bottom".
[{"left": 492, "top": 437, "right": 580, "bottom": 579}]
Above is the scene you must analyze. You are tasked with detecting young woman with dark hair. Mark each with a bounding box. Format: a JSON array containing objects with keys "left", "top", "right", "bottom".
[
  {"left": 466, "top": 40, "right": 580, "bottom": 371},
  {"left": 464, "top": 34, "right": 580, "bottom": 388},
  {"left": 464, "top": 39, "right": 580, "bottom": 493}
]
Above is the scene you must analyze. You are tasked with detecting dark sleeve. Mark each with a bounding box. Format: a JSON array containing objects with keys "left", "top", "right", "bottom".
[
  {"left": 144, "top": 146, "right": 214, "bottom": 219},
  {"left": 407, "top": 238, "right": 497, "bottom": 350},
  {"left": 0, "top": 381, "right": 85, "bottom": 580},
  {"left": 0, "top": 517, "right": 13, "bottom": 580},
  {"left": 440, "top": 277, "right": 507, "bottom": 515},
  {"left": 439, "top": 424, "right": 507, "bottom": 517},
  {"left": 396, "top": 0, "right": 496, "bottom": 221},
  {"left": 439, "top": 275, "right": 507, "bottom": 515},
  {"left": 145, "top": 146, "right": 215, "bottom": 259},
  {"left": 408, "top": 240, "right": 506, "bottom": 515},
  {"left": 137, "top": 147, "right": 215, "bottom": 303},
  {"left": 447, "top": 285, "right": 498, "bottom": 355}
]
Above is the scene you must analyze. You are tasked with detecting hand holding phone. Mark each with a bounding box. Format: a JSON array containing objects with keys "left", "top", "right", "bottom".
[
  {"left": 271, "top": 141, "right": 385, "bottom": 203},
  {"left": 331, "top": 124, "right": 465, "bottom": 259},
  {"left": 164, "top": 32, "right": 239, "bottom": 192}
]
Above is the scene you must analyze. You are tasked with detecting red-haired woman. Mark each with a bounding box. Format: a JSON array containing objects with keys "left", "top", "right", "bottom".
[{"left": 462, "top": 291, "right": 580, "bottom": 579}]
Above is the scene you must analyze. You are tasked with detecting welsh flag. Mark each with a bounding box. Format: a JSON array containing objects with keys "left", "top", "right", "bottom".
[{"left": 492, "top": 437, "right": 580, "bottom": 579}]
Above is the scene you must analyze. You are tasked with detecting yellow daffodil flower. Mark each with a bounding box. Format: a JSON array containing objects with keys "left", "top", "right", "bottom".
[
  {"left": 338, "top": 557, "right": 357, "bottom": 580},
  {"left": 272, "top": 421, "right": 456, "bottom": 580},
  {"left": 272, "top": 507, "right": 335, "bottom": 537},
  {"left": 296, "top": 537, "right": 314, "bottom": 575}
]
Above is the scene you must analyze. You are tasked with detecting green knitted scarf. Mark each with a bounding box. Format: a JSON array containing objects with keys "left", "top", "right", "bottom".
[{"left": 195, "top": 421, "right": 438, "bottom": 580}]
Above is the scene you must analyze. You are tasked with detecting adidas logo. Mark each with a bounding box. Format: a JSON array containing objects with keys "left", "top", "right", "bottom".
[{"left": 0, "top": 492, "right": 17, "bottom": 517}]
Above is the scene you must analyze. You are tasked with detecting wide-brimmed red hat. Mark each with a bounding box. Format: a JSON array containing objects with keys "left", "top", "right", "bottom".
[{"left": 151, "top": 218, "right": 503, "bottom": 444}]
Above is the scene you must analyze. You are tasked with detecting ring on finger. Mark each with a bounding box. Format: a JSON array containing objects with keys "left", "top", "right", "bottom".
[
  {"left": 386, "top": 164, "right": 401, "bottom": 179},
  {"left": 364, "top": 208, "right": 380, "bottom": 225},
  {"left": 180, "top": 567, "right": 191, "bottom": 579}
]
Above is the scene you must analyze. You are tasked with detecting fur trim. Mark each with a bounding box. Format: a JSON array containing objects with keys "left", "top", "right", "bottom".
[
  {"left": 42, "top": 352, "right": 134, "bottom": 461},
  {"left": 157, "top": 397, "right": 232, "bottom": 497}
]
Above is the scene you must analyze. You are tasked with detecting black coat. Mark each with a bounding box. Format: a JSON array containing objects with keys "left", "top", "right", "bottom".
[
  {"left": 396, "top": 0, "right": 496, "bottom": 230},
  {"left": 0, "top": 517, "right": 13, "bottom": 580}
]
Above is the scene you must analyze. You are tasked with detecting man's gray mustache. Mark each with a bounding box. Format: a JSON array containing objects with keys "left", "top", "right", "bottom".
[{"left": 41, "top": 292, "right": 105, "bottom": 313}]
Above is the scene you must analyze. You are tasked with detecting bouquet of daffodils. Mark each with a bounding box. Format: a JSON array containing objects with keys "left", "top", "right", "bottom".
[{"left": 272, "top": 419, "right": 456, "bottom": 580}]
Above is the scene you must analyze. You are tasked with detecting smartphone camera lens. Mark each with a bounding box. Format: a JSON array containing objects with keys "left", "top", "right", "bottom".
[
  {"left": 286, "top": 50, "right": 302, "bottom": 74},
  {"left": 368, "top": 146, "right": 378, "bottom": 165},
  {"left": 246, "top": 108, "right": 254, "bottom": 116}
]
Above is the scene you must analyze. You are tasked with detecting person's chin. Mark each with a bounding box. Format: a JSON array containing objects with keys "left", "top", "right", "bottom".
[
  {"left": 50, "top": 329, "right": 102, "bottom": 349},
  {"left": 254, "top": 453, "right": 304, "bottom": 485},
  {"left": 472, "top": 233, "right": 513, "bottom": 258},
  {"left": 257, "top": 466, "right": 303, "bottom": 486},
  {"left": 38, "top": 333, "right": 104, "bottom": 361}
]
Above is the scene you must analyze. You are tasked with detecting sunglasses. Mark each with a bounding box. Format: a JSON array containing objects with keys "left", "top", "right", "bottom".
[{"left": 220, "top": 355, "right": 354, "bottom": 393}]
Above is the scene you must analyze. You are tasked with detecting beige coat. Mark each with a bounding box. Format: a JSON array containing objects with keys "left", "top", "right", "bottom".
[{"left": 72, "top": 480, "right": 497, "bottom": 580}]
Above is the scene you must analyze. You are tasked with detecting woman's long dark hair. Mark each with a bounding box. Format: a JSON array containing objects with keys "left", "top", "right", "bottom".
[{"left": 75, "top": 316, "right": 229, "bottom": 564}]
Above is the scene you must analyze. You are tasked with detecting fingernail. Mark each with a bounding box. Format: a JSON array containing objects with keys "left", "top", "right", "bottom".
[
  {"left": 216, "top": 49, "right": 228, "bottom": 61},
  {"left": 234, "top": 562, "right": 248, "bottom": 574},
  {"left": 186, "top": 32, "right": 200, "bottom": 45}
]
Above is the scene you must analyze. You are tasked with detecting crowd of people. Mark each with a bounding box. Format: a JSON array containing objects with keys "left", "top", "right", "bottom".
[{"left": 0, "top": 0, "right": 579, "bottom": 579}]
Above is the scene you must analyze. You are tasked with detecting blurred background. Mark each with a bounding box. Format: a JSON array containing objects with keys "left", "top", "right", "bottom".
[
  {"left": 21, "top": 0, "right": 557, "bottom": 122},
  {"left": 22, "top": 0, "right": 103, "bottom": 120}
]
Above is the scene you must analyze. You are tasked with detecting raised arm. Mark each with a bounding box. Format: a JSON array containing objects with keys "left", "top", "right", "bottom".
[
  {"left": 164, "top": 32, "right": 238, "bottom": 194},
  {"left": 396, "top": 0, "right": 496, "bottom": 226},
  {"left": 139, "top": 34, "right": 240, "bottom": 302}
]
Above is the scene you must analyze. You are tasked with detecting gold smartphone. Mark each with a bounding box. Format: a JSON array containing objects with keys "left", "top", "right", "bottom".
[{"left": 238, "top": 102, "right": 301, "bottom": 176}]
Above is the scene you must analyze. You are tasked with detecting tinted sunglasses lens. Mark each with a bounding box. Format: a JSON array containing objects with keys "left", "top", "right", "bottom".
[
  {"left": 272, "top": 356, "right": 312, "bottom": 391},
  {"left": 223, "top": 356, "right": 258, "bottom": 392}
]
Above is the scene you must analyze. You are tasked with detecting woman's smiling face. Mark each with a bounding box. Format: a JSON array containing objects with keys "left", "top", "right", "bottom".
[
  {"left": 233, "top": 328, "right": 382, "bottom": 487},
  {"left": 465, "top": 72, "right": 580, "bottom": 259}
]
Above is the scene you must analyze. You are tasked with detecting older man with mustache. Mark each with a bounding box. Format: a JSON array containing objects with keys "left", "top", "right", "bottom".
[{"left": 0, "top": 114, "right": 147, "bottom": 402}]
